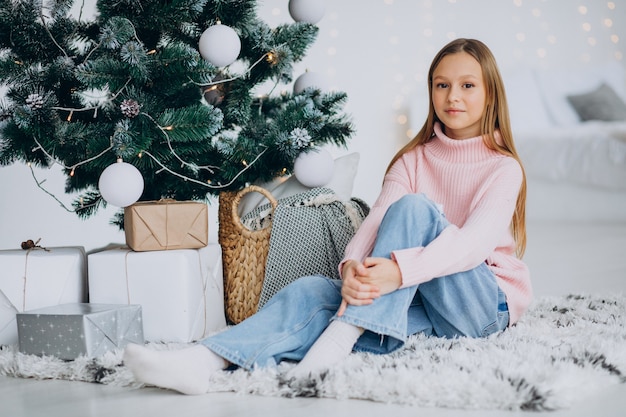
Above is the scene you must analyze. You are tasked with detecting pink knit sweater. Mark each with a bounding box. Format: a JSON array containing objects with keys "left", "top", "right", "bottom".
[{"left": 342, "top": 123, "right": 532, "bottom": 325}]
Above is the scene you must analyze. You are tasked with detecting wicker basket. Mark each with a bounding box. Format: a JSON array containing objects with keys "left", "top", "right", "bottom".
[{"left": 218, "top": 185, "right": 278, "bottom": 324}]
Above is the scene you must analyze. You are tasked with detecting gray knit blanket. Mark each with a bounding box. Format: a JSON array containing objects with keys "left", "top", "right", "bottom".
[{"left": 241, "top": 187, "right": 369, "bottom": 309}]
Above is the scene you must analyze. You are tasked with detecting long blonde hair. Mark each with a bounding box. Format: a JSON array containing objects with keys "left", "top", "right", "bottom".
[{"left": 388, "top": 38, "right": 527, "bottom": 257}]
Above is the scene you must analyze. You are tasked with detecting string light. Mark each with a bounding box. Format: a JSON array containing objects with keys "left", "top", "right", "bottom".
[
  {"left": 29, "top": 96, "right": 272, "bottom": 207},
  {"left": 31, "top": 135, "right": 113, "bottom": 173},
  {"left": 52, "top": 78, "right": 132, "bottom": 119},
  {"left": 27, "top": 165, "right": 101, "bottom": 213},
  {"left": 194, "top": 49, "right": 282, "bottom": 90},
  {"left": 139, "top": 148, "right": 267, "bottom": 190},
  {"left": 139, "top": 112, "right": 218, "bottom": 174}
]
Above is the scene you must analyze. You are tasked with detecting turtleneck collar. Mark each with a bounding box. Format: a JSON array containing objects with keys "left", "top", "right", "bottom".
[{"left": 428, "top": 122, "right": 499, "bottom": 163}]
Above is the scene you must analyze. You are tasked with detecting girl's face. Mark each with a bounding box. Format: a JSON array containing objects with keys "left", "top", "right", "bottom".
[{"left": 431, "top": 51, "right": 486, "bottom": 139}]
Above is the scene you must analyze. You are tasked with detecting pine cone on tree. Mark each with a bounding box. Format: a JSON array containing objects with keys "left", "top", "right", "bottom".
[
  {"left": 25, "top": 94, "right": 44, "bottom": 110},
  {"left": 120, "top": 99, "right": 141, "bottom": 118}
]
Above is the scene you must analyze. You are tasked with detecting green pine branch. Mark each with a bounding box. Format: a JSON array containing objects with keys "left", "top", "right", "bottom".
[{"left": 0, "top": 0, "right": 355, "bottom": 225}]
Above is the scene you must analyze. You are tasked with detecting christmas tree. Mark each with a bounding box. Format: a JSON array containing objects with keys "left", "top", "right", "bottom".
[{"left": 0, "top": 0, "right": 353, "bottom": 227}]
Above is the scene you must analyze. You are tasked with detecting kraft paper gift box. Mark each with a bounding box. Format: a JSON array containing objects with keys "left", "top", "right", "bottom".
[
  {"left": 124, "top": 200, "right": 208, "bottom": 251},
  {"left": 88, "top": 244, "right": 226, "bottom": 343},
  {"left": 0, "top": 246, "right": 87, "bottom": 346},
  {"left": 17, "top": 303, "right": 144, "bottom": 360}
]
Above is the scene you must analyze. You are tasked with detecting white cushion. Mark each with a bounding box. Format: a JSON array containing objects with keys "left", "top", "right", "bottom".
[
  {"left": 534, "top": 61, "right": 626, "bottom": 126},
  {"left": 238, "top": 152, "right": 360, "bottom": 217},
  {"left": 503, "top": 69, "right": 553, "bottom": 134}
]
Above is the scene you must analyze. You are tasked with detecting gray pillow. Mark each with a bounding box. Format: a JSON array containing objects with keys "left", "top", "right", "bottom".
[{"left": 567, "top": 83, "right": 626, "bottom": 122}]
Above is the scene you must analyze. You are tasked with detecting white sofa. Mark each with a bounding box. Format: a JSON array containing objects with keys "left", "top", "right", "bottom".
[{"left": 505, "top": 61, "right": 626, "bottom": 217}]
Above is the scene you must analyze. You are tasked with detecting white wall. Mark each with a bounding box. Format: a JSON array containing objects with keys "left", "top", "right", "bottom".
[{"left": 1, "top": 0, "right": 625, "bottom": 252}]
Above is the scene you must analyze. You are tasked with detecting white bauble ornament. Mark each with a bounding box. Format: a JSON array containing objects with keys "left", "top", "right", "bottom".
[
  {"left": 293, "top": 71, "right": 328, "bottom": 94},
  {"left": 293, "top": 148, "right": 334, "bottom": 187},
  {"left": 98, "top": 160, "right": 144, "bottom": 207},
  {"left": 288, "top": 0, "right": 326, "bottom": 24},
  {"left": 199, "top": 24, "right": 241, "bottom": 67}
]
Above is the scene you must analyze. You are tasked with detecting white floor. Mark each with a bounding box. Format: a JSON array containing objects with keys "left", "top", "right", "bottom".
[
  {"left": 2, "top": 376, "right": 626, "bottom": 417},
  {"left": 2, "top": 219, "right": 626, "bottom": 417}
]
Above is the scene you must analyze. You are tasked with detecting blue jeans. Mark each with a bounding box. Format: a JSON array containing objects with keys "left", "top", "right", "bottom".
[{"left": 202, "top": 193, "right": 509, "bottom": 370}]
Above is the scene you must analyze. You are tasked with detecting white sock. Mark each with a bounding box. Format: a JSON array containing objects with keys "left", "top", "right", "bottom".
[
  {"left": 123, "top": 343, "right": 227, "bottom": 395},
  {"left": 287, "top": 320, "right": 363, "bottom": 379}
]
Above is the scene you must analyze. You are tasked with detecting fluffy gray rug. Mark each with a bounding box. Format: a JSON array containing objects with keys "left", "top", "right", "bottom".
[{"left": 1, "top": 293, "right": 625, "bottom": 411}]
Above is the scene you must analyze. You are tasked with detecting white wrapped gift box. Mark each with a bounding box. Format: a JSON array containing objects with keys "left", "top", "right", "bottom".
[
  {"left": 88, "top": 244, "right": 226, "bottom": 343},
  {"left": 0, "top": 247, "right": 87, "bottom": 346}
]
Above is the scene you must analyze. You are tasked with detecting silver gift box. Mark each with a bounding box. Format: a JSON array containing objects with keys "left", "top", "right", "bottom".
[{"left": 17, "top": 303, "right": 144, "bottom": 360}]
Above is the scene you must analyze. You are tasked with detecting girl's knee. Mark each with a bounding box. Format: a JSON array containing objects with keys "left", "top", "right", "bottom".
[
  {"left": 263, "top": 275, "right": 340, "bottom": 311},
  {"left": 390, "top": 193, "right": 429, "bottom": 210},
  {"left": 287, "top": 275, "right": 339, "bottom": 298},
  {"left": 388, "top": 193, "right": 442, "bottom": 219}
]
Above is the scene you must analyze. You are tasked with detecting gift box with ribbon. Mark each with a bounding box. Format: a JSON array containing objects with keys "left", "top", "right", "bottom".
[
  {"left": 124, "top": 200, "right": 208, "bottom": 252},
  {"left": 17, "top": 303, "right": 143, "bottom": 360},
  {"left": 0, "top": 246, "right": 87, "bottom": 346},
  {"left": 88, "top": 244, "right": 226, "bottom": 343}
]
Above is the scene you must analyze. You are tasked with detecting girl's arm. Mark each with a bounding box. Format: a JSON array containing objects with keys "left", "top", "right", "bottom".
[
  {"left": 339, "top": 158, "right": 414, "bottom": 277},
  {"left": 393, "top": 159, "right": 523, "bottom": 288}
]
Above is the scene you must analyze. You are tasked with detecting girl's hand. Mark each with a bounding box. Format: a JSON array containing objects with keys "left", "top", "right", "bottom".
[
  {"left": 338, "top": 257, "right": 402, "bottom": 316},
  {"left": 358, "top": 257, "right": 402, "bottom": 296},
  {"left": 337, "top": 260, "right": 380, "bottom": 316}
]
